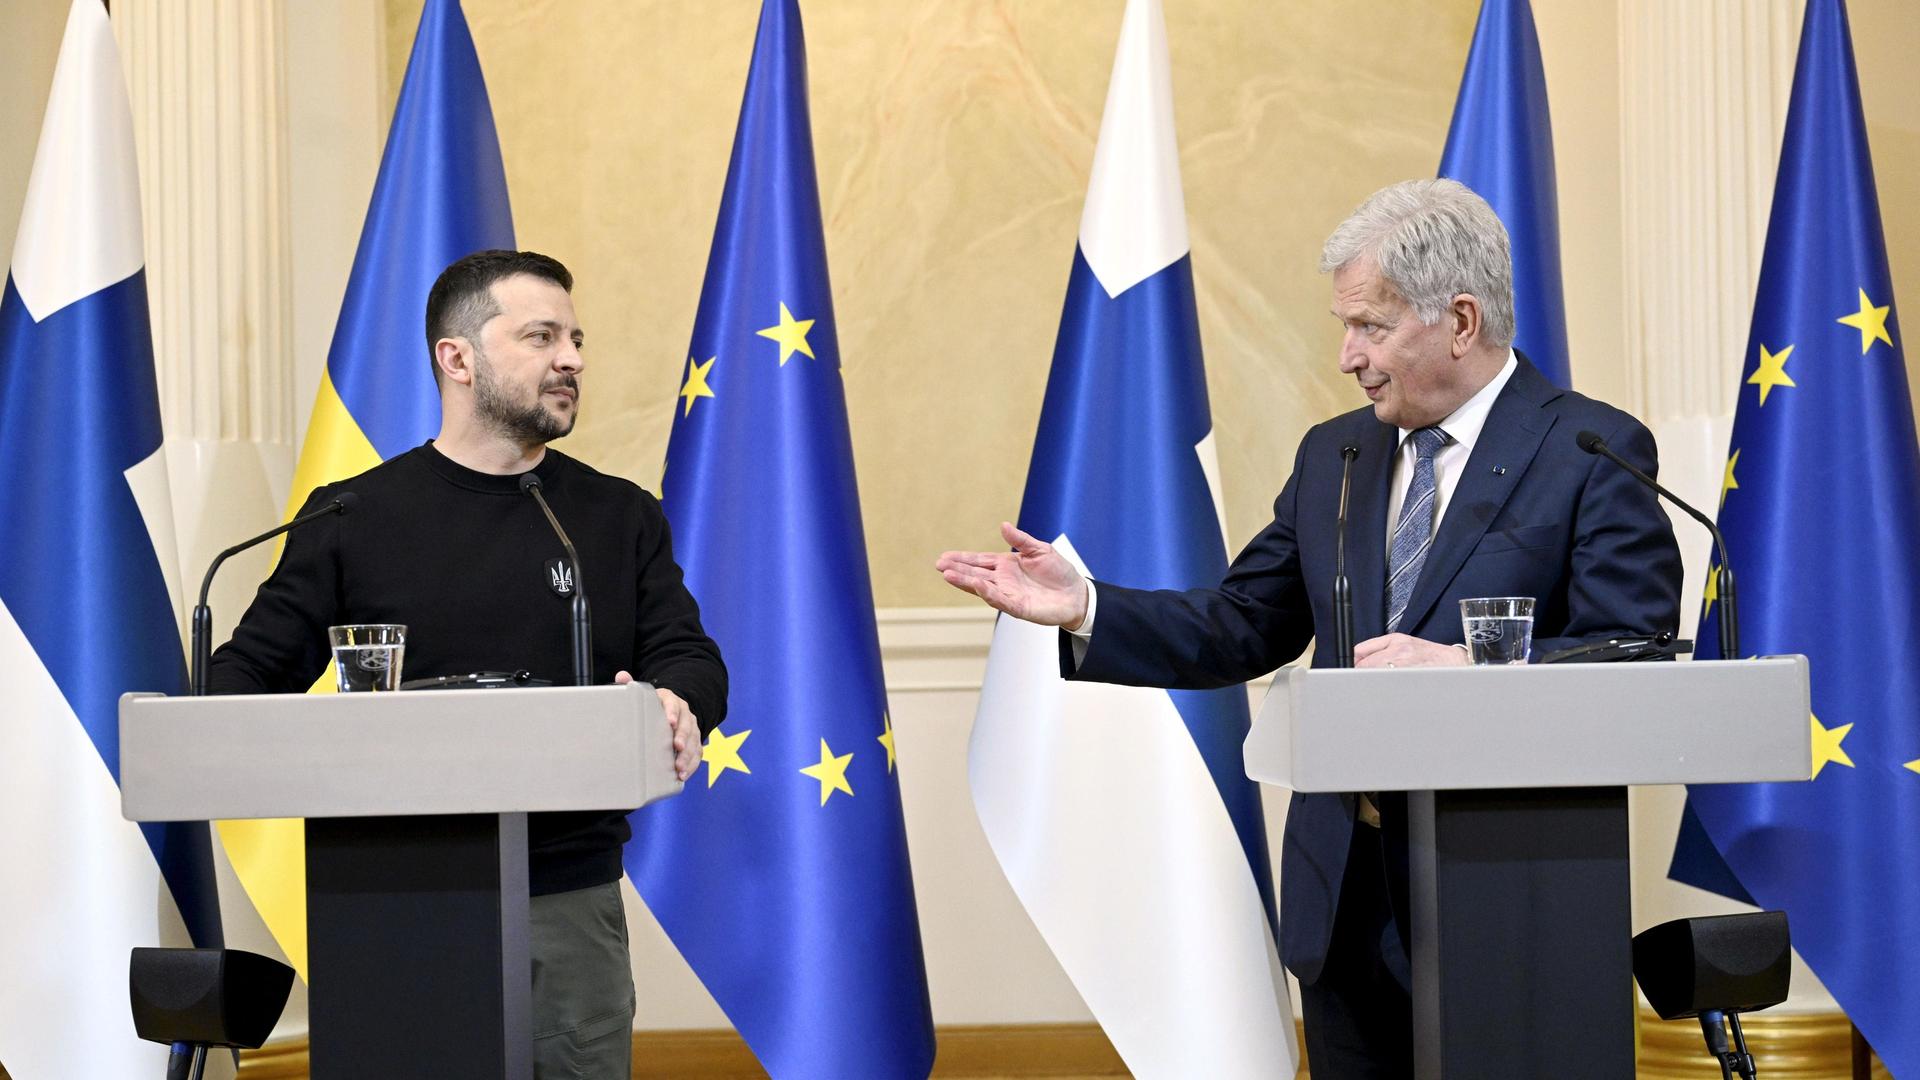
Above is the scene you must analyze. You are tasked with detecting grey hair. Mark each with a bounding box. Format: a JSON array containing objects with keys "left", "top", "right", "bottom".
[{"left": 1318, "top": 179, "right": 1515, "bottom": 350}]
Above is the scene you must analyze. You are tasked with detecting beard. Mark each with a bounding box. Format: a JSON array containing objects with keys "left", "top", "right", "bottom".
[{"left": 472, "top": 348, "right": 577, "bottom": 444}]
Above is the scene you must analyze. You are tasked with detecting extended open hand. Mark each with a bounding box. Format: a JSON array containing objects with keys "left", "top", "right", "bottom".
[{"left": 935, "top": 522, "right": 1090, "bottom": 629}]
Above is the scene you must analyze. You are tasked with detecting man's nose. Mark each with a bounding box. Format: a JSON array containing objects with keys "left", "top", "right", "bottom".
[
  {"left": 1338, "top": 331, "right": 1367, "bottom": 374},
  {"left": 556, "top": 340, "right": 584, "bottom": 375}
]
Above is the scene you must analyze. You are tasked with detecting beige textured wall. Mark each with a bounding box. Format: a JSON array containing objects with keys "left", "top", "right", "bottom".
[
  {"left": 1535, "top": 0, "right": 1627, "bottom": 409},
  {"left": 0, "top": 2, "right": 69, "bottom": 268},
  {"left": 1853, "top": 0, "right": 1920, "bottom": 428},
  {"left": 382, "top": 0, "right": 1480, "bottom": 606}
]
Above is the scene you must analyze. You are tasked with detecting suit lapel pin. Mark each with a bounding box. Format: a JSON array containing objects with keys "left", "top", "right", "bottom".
[{"left": 1493, "top": 465, "right": 1508, "bottom": 475}]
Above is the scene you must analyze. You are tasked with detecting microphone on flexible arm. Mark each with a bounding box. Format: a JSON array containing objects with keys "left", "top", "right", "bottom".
[
  {"left": 519, "top": 472, "right": 593, "bottom": 687},
  {"left": 191, "top": 492, "right": 359, "bottom": 697},
  {"left": 1333, "top": 446, "right": 1360, "bottom": 668},
  {"left": 1576, "top": 430, "right": 1739, "bottom": 660}
]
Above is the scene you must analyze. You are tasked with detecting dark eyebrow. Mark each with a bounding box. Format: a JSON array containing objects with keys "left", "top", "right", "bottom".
[{"left": 519, "top": 318, "right": 584, "bottom": 346}]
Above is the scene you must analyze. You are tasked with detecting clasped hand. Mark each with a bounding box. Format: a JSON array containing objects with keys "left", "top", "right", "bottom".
[{"left": 1352, "top": 633, "right": 1468, "bottom": 668}]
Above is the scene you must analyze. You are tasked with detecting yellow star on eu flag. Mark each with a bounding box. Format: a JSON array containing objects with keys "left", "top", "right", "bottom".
[
  {"left": 1747, "top": 343, "right": 1796, "bottom": 406},
  {"left": 877, "top": 711, "right": 897, "bottom": 773},
  {"left": 702, "top": 725, "right": 751, "bottom": 789},
  {"left": 1702, "top": 565, "right": 1719, "bottom": 620},
  {"left": 1906, "top": 758, "right": 1920, "bottom": 776},
  {"left": 756, "top": 302, "right": 816, "bottom": 366},
  {"left": 1720, "top": 449, "right": 1740, "bottom": 509},
  {"left": 1836, "top": 288, "right": 1893, "bottom": 354},
  {"left": 1810, "top": 713, "right": 1854, "bottom": 780},
  {"left": 800, "top": 738, "right": 854, "bottom": 805},
  {"left": 679, "top": 356, "right": 716, "bottom": 416}
]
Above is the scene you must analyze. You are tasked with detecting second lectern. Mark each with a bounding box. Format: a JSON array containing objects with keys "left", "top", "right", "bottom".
[
  {"left": 120, "top": 683, "right": 681, "bottom": 1080},
  {"left": 1244, "top": 657, "right": 1809, "bottom": 1080}
]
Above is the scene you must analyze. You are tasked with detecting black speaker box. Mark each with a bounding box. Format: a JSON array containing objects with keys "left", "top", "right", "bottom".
[
  {"left": 1632, "top": 911, "right": 1791, "bottom": 1021},
  {"left": 129, "top": 947, "right": 296, "bottom": 1048}
]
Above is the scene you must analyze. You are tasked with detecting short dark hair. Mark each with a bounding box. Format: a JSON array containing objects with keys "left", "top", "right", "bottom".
[{"left": 424, "top": 250, "right": 574, "bottom": 385}]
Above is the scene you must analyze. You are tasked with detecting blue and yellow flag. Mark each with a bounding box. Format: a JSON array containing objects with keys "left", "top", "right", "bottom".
[
  {"left": 1438, "top": 0, "right": 1570, "bottom": 388},
  {"left": 1670, "top": 0, "right": 1918, "bottom": 1070},
  {"left": 625, "top": 2, "right": 934, "bottom": 1075},
  {"left": 218, "top": 0, "right": 513, "bottom": 977}
]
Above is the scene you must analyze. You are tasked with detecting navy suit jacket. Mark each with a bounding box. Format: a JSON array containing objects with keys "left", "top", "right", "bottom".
[{"left": 1067, "top": 356, "right": 1682, "bottom": 984}]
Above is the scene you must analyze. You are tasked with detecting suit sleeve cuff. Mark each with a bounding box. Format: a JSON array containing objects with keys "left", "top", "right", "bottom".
[
  {"left": 1061, "top": 579, "right": 1097, "bottom": 672},
  {"left": 1068, "top": 579, "right": 1097, "bottom": 639}
]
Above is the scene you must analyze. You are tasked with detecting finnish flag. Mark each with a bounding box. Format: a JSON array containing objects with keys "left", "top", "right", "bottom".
[
  {"left": 967, "top": 1, "right": 1297, "bottom": 1075},
  {"left": 0, "top": 1, "right": 220, "bottom": 1076}
]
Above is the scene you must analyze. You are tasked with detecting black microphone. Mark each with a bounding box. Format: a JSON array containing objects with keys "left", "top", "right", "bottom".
[
  {"left": 519, "top": 472, "right": 592, "bottom": 687},
  {"left": 191, "top": 492, "right": 358, "bottom": 697},
  {"left": 1333, "top": 446, "right": 1360, "bottom": 668},
  {"left": 1576, "top": 430, "right": 1738, "bottom": 660}
]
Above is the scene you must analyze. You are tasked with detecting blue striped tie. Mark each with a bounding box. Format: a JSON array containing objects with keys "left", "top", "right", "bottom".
[{"left": 1386, "top": 425, "right": 1450, "bottom": 632}]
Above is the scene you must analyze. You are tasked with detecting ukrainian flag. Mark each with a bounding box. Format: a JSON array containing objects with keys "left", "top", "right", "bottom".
[{"left": 217, "top": 0, "right": 513, "bottom": 977}]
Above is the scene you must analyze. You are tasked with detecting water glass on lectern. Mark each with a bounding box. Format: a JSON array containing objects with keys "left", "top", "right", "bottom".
[
  {"left": 1459, "top": 597, "right": 1533, "bottom": 665},
  {"left": 328, "top": 624, "right": 407, "bottom": 692}
]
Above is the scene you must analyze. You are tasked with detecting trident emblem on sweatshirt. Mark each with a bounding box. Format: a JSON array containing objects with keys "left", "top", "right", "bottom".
[{"left": 546, "top": 558, "right": 574, "bottom": 597}]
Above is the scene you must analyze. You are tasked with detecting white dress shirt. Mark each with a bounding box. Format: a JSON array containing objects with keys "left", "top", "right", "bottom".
[{"left": 1072, "top": 350, "right": 1519, "bottom": 642}]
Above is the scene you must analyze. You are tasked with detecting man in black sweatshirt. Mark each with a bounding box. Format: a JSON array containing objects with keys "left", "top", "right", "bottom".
[{"left": 211, "top": 249, "right": 725, "bottom": 1079}]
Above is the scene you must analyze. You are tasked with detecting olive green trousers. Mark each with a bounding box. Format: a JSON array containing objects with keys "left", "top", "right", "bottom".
[{"left": 530, "top": 881, "right": 636, "bottom": 1080}]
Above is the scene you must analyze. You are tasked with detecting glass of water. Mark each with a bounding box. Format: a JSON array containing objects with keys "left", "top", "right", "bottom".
[
  {"left": 1459, "top": 598, "right": 1534, "bottom": 665},
  {"left": 328, "top": 624, "right": 406, "bottom": 691}
]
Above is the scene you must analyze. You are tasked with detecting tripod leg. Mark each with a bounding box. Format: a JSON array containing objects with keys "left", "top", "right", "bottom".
[{"left": 1727, "top": 1013, "right": 1757, "bottom": 1080}]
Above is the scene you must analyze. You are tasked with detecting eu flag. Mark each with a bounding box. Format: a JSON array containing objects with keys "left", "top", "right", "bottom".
[
  {"left": 624, "top": 2, "right": 935, "bottom": 1076},
  {"left": 1438, "top": 0, "right": 1570, "bottom": 388},
  {"left": 1670, "top": 0, "right": 1918, "bottom": 1070}
]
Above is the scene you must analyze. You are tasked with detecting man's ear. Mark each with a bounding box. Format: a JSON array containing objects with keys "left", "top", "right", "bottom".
[
  {"left": 435, "top": 337, "right": 475, "bottom": 387},
  {"left": 1449, "top": 293, "right": 1484, "bottom": 359}
]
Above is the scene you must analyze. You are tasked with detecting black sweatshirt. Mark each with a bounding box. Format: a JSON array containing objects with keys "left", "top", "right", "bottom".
[{"left": 209, "top": 442, "right": 727, "bottom": 895}]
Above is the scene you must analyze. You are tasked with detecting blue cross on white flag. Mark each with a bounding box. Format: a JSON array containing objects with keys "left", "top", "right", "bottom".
[
  {"left": 967, "top": 1, "right": 1297, "bottom": 1075},
  {"left": 0, "top": 2, "right": 221, "bottom": 1076}
]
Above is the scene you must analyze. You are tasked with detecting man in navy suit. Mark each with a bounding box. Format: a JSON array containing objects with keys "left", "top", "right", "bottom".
[{"left": 937, "top": 179, "right": 1681, "bottom": 1077}]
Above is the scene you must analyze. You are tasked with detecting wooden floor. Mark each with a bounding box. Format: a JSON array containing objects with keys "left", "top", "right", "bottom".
[{"left": 11, "top": 1011, "right": 1890, "bottom": 1078}]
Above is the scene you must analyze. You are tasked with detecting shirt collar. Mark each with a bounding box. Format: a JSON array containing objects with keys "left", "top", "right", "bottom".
[{"left": 1397, "top": 349, "right": 1519, "bottom": 454}]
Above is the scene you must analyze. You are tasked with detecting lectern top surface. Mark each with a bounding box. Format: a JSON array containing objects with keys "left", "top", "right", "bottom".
[
  {"left": 1243, "top": 657, "right": 1811, "bottom": 792},
  {"left": 118, "top": 683, "right": 681, "bottom": 821}
]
